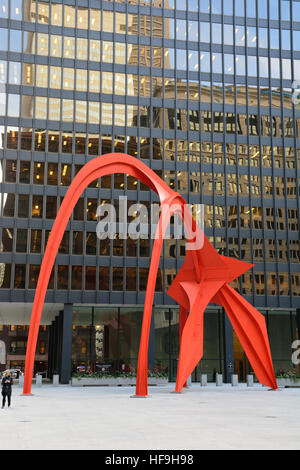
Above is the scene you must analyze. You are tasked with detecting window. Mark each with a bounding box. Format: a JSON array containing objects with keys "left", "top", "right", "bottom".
[
  {"left": 0, "top": 1, "right": 8, "bottom": 19},
  {"left": 270, "top": 29, "right": 279, "bottom": 49},
  {"left": 64, "top": 37, "right": 75, "bottom": 59},
  {"left": 90, "top": 9, "right": 100, "bottom": 31},
  {"left": 200, "top": 22, "right": 210, "bottom": 43},
  {"left": 270, "top": 0, "right": 279, "bottom": 20},
  {"left": 51, "top": 3, "right": 62, "bottom": 26},
  {"left": 200, "top": 0, "right": 210, "bottom": 13},
  {"left": 281, "top": 1, "right": 290, "bottom": 20},
  {"left": 9, "top": 29, "right": 22, "bottom": 52},
  {"left": 247, "top": 0, "right": 256, "bottom": 18},
  {"left": 0, "top": 28, "right": 8, "bottom": 50},
  {"left": 224, "top": 24, "right": 233, "bottom": 45},
  {"left": 7, "top": 95, "right": 20, "bottom": 117},
  {"left": 211, "top": 0, "right": 222, "bottom": 14},
  {"left": 50, "top": 35, "right": 62, "bottom": 57},
  {"left": 64, "top": 5, "right": 75, "bottom": 28},
  {"left": 16, "top": 229, "right": 27, "bottom": 252},
  {"left": 37, "top": 33, "right": 49, "bottom": 55},
  {"left": 212, "top": 23, "right": 222, "bottom": 44},
  {"left": 258, "top": 0, "right": 268, "bottom": 18},
  {"left": 14, "top": 265, "right": 26, "bottom": 289}
]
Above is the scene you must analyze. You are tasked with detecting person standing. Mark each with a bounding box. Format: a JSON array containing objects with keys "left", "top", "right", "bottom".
[{"left": 1, "top": 370, "right": 13, "bottom": 409}]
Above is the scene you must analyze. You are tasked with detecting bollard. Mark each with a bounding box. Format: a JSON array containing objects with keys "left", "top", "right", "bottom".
[
  {"left": 201, "top": 374, "right": 208, "bottom": 387},
  {"left": 53, "top": 374, "right": 59, "bottom": 386},
  {"left": 231, "top": 374, "right": 238, "bottom": 387},
  {"left": 247, "top": 374, "right": 254, "bottom": 387},
  {"left": 35, "top": 375, "right": 42, "bottom": 387},
  {"left": 18, "top": 375, "right": 24, "bottom": 388},
  {"left": 216, "top": 373, "right": 223, "bottom": 386}
]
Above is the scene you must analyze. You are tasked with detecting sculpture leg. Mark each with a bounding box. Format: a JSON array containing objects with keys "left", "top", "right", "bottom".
[
  {"left": 216, "top": 284, "right": 278, "bottom": 390},
  {"left": 23, "top": 259, "right": 58, "bottom": 395},
  {"left": 135, "top": 206, "right": 171, "bottom": 397},
  {"left": 175, "top": 280, "right": 224, "bottom": 393},
  {"left": 179, "top": 306, "right": 188, "bottom": 388}
]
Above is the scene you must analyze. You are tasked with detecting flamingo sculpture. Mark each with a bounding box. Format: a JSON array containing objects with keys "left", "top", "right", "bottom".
[{"left": 22, "top": 154, "right": 277, "bottom": 396}]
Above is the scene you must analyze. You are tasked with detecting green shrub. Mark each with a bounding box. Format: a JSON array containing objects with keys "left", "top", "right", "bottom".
[{"left": 71, "top": 370, "right": 168, "bottom": 379}]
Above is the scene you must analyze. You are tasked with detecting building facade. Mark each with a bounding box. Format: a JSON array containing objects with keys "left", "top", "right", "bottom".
[{"left": 0, "top": 0, "right": 299, "bottom": 382}]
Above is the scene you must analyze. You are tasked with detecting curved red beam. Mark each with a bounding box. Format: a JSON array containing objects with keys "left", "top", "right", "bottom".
[{"left": 23, "top": 154, "right": 195, "bottom": 395}]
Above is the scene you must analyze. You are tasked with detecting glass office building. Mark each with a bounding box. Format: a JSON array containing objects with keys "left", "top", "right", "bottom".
[{"left": 0, "top": 0, "right": 299, "bottom": 382}]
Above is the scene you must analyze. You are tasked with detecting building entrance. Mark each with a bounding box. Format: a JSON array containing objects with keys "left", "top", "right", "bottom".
[
  {"left": 233, "top": 331, "right": 252, "bottom": 382},
  {"left": 72, "top": 306, "right": 144, "bottom": 375}
]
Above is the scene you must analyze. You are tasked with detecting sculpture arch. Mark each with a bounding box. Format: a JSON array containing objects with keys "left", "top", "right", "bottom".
[
  {"left": 23, "top": 153, "right": 277, "bottom": 396},
  {"left": 23, "top": 154, "right": 197, "bottom": 395}
]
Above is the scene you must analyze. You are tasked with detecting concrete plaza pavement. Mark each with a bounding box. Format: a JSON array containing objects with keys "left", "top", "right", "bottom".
[{"left": 0, "top": 383, "right": 299, "bottom": 450}]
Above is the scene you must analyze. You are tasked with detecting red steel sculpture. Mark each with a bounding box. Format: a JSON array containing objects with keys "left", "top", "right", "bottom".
[{"left": 22, "top": 154, "right": 278, "bottom": 396}]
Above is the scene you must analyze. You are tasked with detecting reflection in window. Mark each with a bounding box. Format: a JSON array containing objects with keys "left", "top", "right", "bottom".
[
  {"left": 35, "top": 97, "right": 47, "bottom": 120},
  {"left": 50, "top": 35, "right": 62, "bottom": 57},
  {"left": 62, "top": 99, "right": 74, "bottom": 122},
  {"left": 200, "top": 52, "right": 210, "bottom": 73},
  {"left": 75, "top": 101, "right": 87, "bottom": 123},
  {"left": 0, "top": 60, "right": 6, "bottom": 83},
  {"left": 64, "top": 37, "right": 75, "bottom": 58},
  {"left": 89, "top": 70, "right": 100, "bottom": 93},
  {"left": 51, "top": 3, "right": 62, "bottom": 26},
  {"left": 77, "top": 38, "right": 88, "bottom": 60},
  {"left": 102, "top": 103, "right": 113, "bottom": 125},
  {"left": 90, "top": 9, "right": 100, "bottom": 31},
  {"left": 103, "top": 41, "right": 113, "bottom": 63},
  {"left": 49, "top": 98, "right": 61, "bottom": 121},
  {"left": 0, "top": 1, "right": 8, "bottom": 19},
  {"left": 63, "top": 67, "right": 74, "bottom": 90},
  {"left": 37, "top": 33, "right": 49, "bottom": 55},
  {"left": 90, "top": 39, "right": 101, "bottom": 61},
  {"left": 235, "top": 26, "right": 245, "bottom": 46},
  {"left": 1, "top": 228, "right": 13, "bottom": 253},
  {"left": 77, "top": 7, "right": 88, "bottom": 29},
  {"left": 9, "top": 62, "right": 21, "bottom": 85},
  {"left": 64, "top": 5, "right": 75, "bottom": 28}
]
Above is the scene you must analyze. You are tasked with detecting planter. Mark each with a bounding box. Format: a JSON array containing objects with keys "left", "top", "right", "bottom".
[
  {"left": 71, "top": 376, "right": 168, "bottom": 387},
  {"left": 276, "top": 378, "right": 300, "bottom": 388}
]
